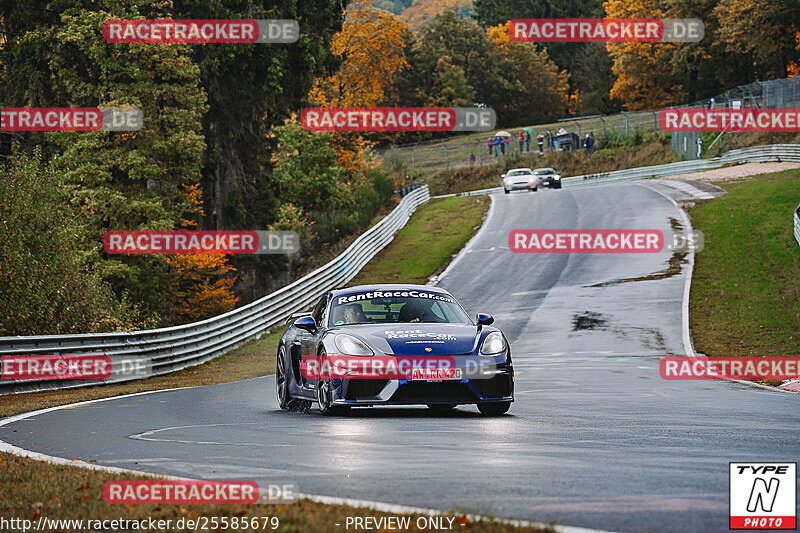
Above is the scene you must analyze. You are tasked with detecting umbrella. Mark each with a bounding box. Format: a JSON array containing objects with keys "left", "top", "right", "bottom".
[
  {"left": 523, "top": 127, "right": 535, "bottom": 134},
  {"left": 494, "top": 130, "right": 511, "bottom": 137}
]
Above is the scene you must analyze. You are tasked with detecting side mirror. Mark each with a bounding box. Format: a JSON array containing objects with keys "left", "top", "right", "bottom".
[
  {"left": 294, "top": 316, "right": 317, "bottom": 332},
  {"left": 476, "top": 313, "right": 494, "bottom": 326}
]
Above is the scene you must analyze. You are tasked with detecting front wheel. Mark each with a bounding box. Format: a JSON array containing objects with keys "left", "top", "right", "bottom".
[
  {"left": 277, "top": 346, "right": 309, "bottom": 412},
  {"left": 503, "top": 188, "right": 509, "bottom": 194},
  {"left": 316, "top": 351, "right": 349, "bottom": 416},
  {"left": 477, "top": 401, "right": 511, "bottom": 416}
]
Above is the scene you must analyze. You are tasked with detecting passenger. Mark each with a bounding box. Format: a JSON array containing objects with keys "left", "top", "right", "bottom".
[{"left": 343, "top": 303, "right": 368, "bottom": 324}]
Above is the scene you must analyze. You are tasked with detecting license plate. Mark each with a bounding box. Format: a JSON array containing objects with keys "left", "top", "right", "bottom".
[{"left": 408, "top": 368, "right": 462, "bottom": 381}]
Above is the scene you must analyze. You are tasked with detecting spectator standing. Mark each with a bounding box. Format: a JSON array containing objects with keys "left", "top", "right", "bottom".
[
  {"left": 487, "top": 137, "right": 493, "bottom": 156},
  {"left": 537, "top": 134, "right": 544, "bottom": 153},
  {"left": 500, "top": 137, "right": 506, "bottom": 155},
  {"left": 525, "top": 131, "right": 531, "bottom": 152},
  {"left": 494, "top": 138, "right": 499, "bottom": 157},
  {"left": 545, "top": 130, "right": 552, "bottom": 150},
  {"left": 518, "top": 131, "right": 525, "bottom": 153}
]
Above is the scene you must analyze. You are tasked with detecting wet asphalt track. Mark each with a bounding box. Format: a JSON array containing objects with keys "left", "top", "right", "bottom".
[{"left": 2, "top": 182, "right": 798, "bottom": 533}]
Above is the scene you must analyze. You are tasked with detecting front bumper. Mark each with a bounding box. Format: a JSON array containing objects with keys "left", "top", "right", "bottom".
[
  {"left": 540, "top": 179, "right": 561, "bottom": 188},
  {"left": 505, "top": 182, "right": 536, "bottom": 191},
  {"left": 330, "top": 358, "right": 514, "bottom": 406}
]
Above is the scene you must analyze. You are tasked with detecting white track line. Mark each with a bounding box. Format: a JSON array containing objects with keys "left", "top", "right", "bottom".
[
  {"left": 638, "top": 182, "right": 798, "bottom": 395},
  {"left": 0, "top": 384, "right": 618, "bottom": 533}
]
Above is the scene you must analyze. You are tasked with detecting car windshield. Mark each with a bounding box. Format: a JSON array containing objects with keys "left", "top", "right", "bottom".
[
  {"left": 534, "top": 169, "right": 555, "bottom": 175},
  {"left": 507, "top": 170, "right": 530, "bottom": 176},
  {"left": 330, "top": 289, "right": 471, "bottom": 326}
]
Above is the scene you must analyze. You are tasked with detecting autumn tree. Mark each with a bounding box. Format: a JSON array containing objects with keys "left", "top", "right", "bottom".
[
  {"left": 603, "top": 0, "right": 684, "bottom": 109},
  {"left": 310, "top": 0, "right": 410, "bottom": 171},
  {"left": 714, "top": 0, "right": 800, "bottom": 79},
  {"left": 164, "top": 183, "right": 238, "bottom": 324}
]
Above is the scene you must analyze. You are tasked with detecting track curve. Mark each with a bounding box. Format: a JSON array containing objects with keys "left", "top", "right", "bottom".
[{"left": 2, "top": 182, "right": 798, "bottom": 533}]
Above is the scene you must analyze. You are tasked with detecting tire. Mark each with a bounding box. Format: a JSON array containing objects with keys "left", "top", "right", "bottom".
[
  {"left": 427, "top": 403, "right": 457, "bottom": 412},
  {"left": 504, "top": 188, "right": 509, "bottom": 194},
  {"left": 477, "top": 401, "right": 511, "bottom": 416},
  {"left": 316, "top": 350, "right": 349, "bottom": 416},
  {"left": 276, "top": 346, "right": 310, "bottom": 412}
]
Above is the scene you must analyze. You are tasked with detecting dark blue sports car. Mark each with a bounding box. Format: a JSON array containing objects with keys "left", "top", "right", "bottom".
[{"left": 275, "top": 284, "right": 514, "bottom": 416}]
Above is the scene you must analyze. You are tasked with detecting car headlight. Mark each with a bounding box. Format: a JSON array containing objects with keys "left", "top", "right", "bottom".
[
  {"left": 334, "top": 334, "right": 374, "bottom": 356},
  {"left": 554, "top": 175, "right": 561, "bottom": 180},
  {"left": 527, "top": 176, "right": 536, "bottom": 183},
  {"left": 480, "top": 332, "right": 507, "bottom": 355}
]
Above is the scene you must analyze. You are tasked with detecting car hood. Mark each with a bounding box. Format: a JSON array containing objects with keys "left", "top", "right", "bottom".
[{"left": 333, "top": 323, "right": 482, "bottom": 355}]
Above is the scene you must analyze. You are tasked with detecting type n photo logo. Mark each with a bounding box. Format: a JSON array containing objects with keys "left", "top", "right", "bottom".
[{"left": 730, "top": 463, "right": 796, "bottom": 530}]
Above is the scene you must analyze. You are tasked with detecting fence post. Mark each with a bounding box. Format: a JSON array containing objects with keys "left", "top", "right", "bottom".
[
  {"left": 410, "top": 145, "right": 415, "bottom": 172},
  {"left": 652, "top": 111, "right": 658, "bottom": 131},
  {"left": 624, "top": 112, "right": 630, "bottom": 137},
  {"left": 443, "top": 142, "right": 449, "bottom": 172}
]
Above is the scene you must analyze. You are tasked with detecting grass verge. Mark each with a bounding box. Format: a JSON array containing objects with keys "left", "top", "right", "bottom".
[
  {"left": 349, "top": 195, "right": 490, "bottom": 285},
  {"left": 689, "top": 168, "right": 800, "bottom": 358},
  {"left": 0, "top": 194, "right": 518, "bottom": 533}
]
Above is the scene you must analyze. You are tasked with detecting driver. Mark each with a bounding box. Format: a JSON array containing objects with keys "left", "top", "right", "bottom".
[
  {"left": 343, "top": 303, "right": 368, "bottom": 324},
  {"left": 398, "top": 299, "right": 435, "bottom": 323}
]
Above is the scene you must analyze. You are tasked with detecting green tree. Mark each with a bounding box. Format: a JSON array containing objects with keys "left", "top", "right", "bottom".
[
  {"left": 0, "top": 150, "right": 144, "bottom": 335},
  {"left": 426, "top": 56, "right": 475, "bottom": 107}
]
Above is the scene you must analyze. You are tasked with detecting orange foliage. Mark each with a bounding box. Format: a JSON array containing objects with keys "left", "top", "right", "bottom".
[
  {"left": 604, "top": 0, "right": 682, "bottom": 109},
  {"left": 789, "top": 33, "right": 800, "bottom": 78},
  {"left": 309, "top": 0, "right": 409, "bottom": 171},
  {"left": 164, "top": 182, "right": 238, "bottom": 324}
]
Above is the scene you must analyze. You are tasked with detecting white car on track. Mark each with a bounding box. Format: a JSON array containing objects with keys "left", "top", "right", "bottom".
[{"left": 502, "top": 168, "right": 538, "bottom": 194}]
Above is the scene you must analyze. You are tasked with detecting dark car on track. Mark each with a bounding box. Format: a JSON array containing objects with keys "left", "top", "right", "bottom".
[
  {"left": 276, "top": 284, "right": 514, "bottom": 416},
  {"left": 534, "top": 168, "right": 562, "bottom": 189}
]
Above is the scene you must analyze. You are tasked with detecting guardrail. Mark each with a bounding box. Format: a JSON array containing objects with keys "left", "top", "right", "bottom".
[
  {"left": 433, "top": 144, "right": 800, "bottom": 198},
  {"left": 0, "top": 186, "right": 431, "bottom": 395}
]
